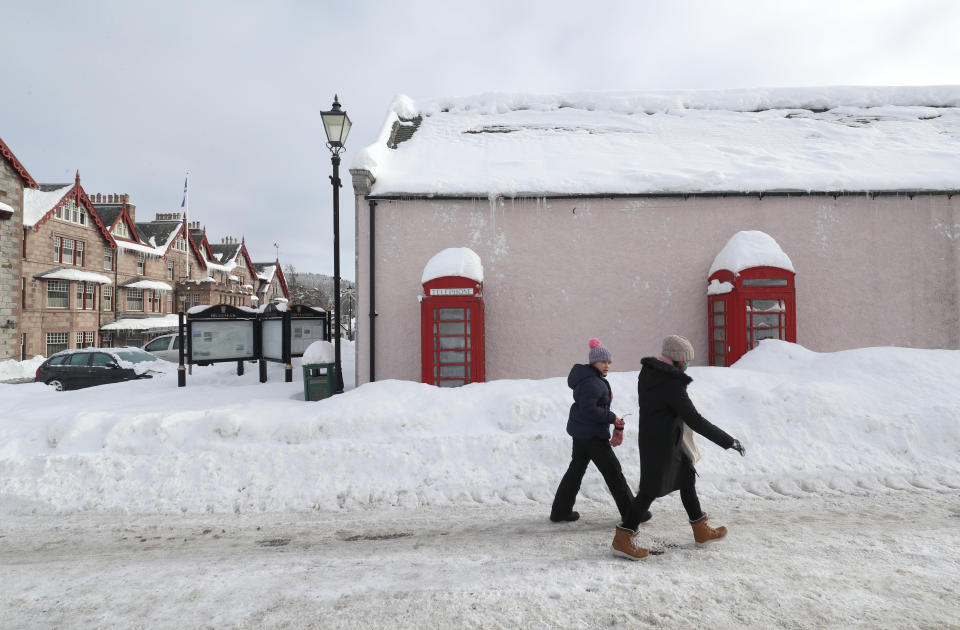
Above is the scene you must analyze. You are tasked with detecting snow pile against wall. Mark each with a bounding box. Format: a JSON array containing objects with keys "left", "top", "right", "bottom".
[
  {"left": 0, "top": 341, "right": 957, "bottom": 515},
  {"left": 0, "top": 356, "right": 44, "bottom": 382},
  {"left": 709, "top": 230, "right": 795, "bottom": 276},
  {"left": 354, "top": 86, "right": 960, "bottom": 196},
  {"left": 421, "top": 247, "right": 484, "bottom": 284}
]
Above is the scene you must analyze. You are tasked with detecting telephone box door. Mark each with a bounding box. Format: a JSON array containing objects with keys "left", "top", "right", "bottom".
[{"left": 420, "top": 276, "right": 485, "bottom": 386}]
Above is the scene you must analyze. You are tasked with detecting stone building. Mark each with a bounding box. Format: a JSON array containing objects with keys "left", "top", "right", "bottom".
[
  {"left": 22, "top": 176, "right": 115, "bottom": 357},
  {"left": 252, "top": 261, "right": 289, "bottom": 306},
  {"left": 0, "top": 137, "right": 37, "bottom": 359}
]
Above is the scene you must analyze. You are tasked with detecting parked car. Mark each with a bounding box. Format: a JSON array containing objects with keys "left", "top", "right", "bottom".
[
  {"left": 141, "top": 333, "right": 182, "bottom": 362},
  {"left": 35, "top": 347, "right": 160, "bottom": 391}
]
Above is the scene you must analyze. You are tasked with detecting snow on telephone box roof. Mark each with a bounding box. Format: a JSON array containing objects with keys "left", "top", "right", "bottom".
[
  {"left": 354, "top": 86, "right": 960, "bottom": 196},
  {"left": 709, "top": 230, "right": 795, "bottom": 277},
  {"left": 421, "top": 247, "right": 484, "bottom": 284}
]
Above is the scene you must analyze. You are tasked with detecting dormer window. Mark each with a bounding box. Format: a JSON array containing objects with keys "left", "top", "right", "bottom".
[
  {"left": 114, "top": 220, "right": 130, "bottom": 239},
  {"left": 55, "top": 199, "right": 87, "bottom": 226}
]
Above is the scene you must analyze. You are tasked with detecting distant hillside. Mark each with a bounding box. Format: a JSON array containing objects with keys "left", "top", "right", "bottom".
[{"left": 284, "top": 266, "right": 355, "bottom": 312}]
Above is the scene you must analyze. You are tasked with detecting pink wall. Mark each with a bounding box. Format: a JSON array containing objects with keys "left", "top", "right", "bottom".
[{"left": 354, "top": 193, "right": 960, "bottom": 384}]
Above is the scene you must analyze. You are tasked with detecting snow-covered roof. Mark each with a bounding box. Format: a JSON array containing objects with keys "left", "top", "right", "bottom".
[
  {"left": 121, "top": 279, "right": 174, "bottom": 291},
  {"left": 355, "top": 87, "right": 960, "bottom": 196},
  {"left": 101, "top": 315, "right": 179, "bottom": 331},
  {"left": 115, "top": 238, "right": 160, "bottom": 255},
  {"left": 23, "top": 184, "right": 72, "bottom": 227},
  {"left": 421, "top": 247, "right": 484, "bottom": 284},
  {"left": 255, "top": 264, "right": 277, "bottom": 282},
  {"left": 709, "top": 230, "right": 795, "bottom": 277},
  {"left": 34, "top": 267, "right": 112, "bottom": 284}
]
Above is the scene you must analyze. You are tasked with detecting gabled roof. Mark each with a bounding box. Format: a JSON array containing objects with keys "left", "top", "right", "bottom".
[
  {"left": 209, "top": 242, "right": 241, "bottom": 264},
  {"left": 99, "top": 205, "right": 146, "bottom": 253},
  {"left": 208, "top": 240, "right": 259, "bottom": 278},
  {"left": 24, "top": 178, "right": 117, "bottom": 246},
  {"left": 24, "top": 184, "right": 73, "bottom": 227},
  {"left": 252, "top": 261, "right": 289, "bottom": 298},
  {"left": 135, "top": 220, "right": 182, "bottom": 254},
  {"left": 91, "top": 204, "right": 123, "bottom": 230},
  {"left": 354, "top": 86, "right": 960, "bottom": 196},
  {"left": 0, "top": 137, "right": 38, "bottom": 188}
]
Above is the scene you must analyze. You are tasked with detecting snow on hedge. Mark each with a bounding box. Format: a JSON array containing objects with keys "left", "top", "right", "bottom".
[{"left": 0, "top": 340, "right": 957, "bottom": 514}]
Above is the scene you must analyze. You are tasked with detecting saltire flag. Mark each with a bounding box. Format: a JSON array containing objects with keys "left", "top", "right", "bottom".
[{"left": 181, "top": 171, "right": 189, "bottom": 209}]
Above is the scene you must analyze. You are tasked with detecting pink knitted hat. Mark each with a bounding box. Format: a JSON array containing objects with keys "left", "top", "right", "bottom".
[{"left": 588, "top": 338, "right": 612, "bottom": 363}]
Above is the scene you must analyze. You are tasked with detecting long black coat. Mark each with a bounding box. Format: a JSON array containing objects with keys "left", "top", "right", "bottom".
[{"left": 636, "top": 357, "right": 735, "bottom": 498}]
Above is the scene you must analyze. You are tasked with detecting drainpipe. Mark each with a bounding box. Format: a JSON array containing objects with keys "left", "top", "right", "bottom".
[{"left": 368, "top": 199, "right": 377, "bottom": 382}]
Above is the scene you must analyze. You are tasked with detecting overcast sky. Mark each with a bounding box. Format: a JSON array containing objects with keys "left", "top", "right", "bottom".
[{"left": 4, "top": 0, "right": 959, "bottom": 280}]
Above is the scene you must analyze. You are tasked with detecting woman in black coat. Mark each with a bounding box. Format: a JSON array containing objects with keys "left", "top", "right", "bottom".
[
  {"left": 550, "top": 338, "right": 634, "bottom": 523},
  {"left": 611, "top": 335, "right": 746, "bottom": 560}
]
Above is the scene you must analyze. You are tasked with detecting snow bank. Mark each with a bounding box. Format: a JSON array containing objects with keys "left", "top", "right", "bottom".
[
  {"left": 0, "top": 341, "right": 957, "bottom": 514},
  {"left": 0, "top": 355, "right": 44, "bottom": 382}
]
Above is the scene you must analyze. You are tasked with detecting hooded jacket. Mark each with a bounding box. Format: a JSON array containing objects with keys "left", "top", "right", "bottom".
[
  {"left": 636, "top": 357, "right": 735, "bottom": 497},
  {"left": 566, "top": 363, "right": 617, "bottom": 439}
]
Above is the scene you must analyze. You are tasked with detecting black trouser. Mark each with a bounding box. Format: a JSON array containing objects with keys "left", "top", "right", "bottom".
[
  {"left": 551, "top": 437, "right": 634, "bottom": 521},
  {"left": 623, "top": 483, "right": 704, "bottom": 530}
]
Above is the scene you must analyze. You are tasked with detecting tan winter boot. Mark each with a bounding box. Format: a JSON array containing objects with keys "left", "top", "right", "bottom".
[
  {"left": 690, "top": 515, "right": 727, "bottom": 545},
  {"left": 611, "top": 526, "right": 649, "bottom": 560}
]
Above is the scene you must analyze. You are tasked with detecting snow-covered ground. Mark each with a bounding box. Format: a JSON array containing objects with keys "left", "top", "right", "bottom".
[{"left": 1, "top": 340, "right": 958, "bottom": 628}]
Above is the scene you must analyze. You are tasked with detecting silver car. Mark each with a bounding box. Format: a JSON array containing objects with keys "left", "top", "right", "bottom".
[{"left": 141, "top": 334, "right": 182, "bottom": 362}]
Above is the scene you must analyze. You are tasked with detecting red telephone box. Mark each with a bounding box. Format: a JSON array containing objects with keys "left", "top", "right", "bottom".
[
  {"left": 421, "top": 275, "right": 485, "bottom": 386},
  {"left": 708, "top": 265, "right": 796, "bottom": 366}
]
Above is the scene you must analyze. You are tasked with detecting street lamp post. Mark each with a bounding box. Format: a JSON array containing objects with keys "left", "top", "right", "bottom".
[{"left": 320, "top": 94, "right": 352, "bottom": 394}]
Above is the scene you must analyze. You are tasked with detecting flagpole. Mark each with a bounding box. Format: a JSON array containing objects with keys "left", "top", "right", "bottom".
[{"left": 182, "top": 171, "right": 190, "bottom": 281}]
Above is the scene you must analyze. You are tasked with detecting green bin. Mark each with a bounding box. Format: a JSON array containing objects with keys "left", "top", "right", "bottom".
[{"left": 303, "top": 363, "right": 335, "bottom": 401}]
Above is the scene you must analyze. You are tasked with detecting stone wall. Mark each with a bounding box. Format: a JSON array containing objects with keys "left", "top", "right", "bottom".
[{"left": 0, "top": 159, "right": 23, "bottom": 359}]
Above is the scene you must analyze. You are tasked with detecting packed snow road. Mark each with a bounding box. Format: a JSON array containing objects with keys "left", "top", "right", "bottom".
[{"left": 3, "top": 489, "right": 958, "bottom": 629}]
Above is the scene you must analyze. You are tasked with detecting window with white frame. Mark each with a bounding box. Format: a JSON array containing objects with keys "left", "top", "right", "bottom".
[
  {"left": 167, "top": 261, "right": 174, "bottom": 280},
  {"left": 47, "top": 280, "right": 69, "bottom": 308},
  {"left": 174, "top": 236, "right": 187, "bottom": 252},
  {"left": 193, "top": 293, "right": 200, "bottom": 306},
  {"left": 113, "top": 220, "right": 130, "bottom": 239},
  {"left": 76, "top": 331, "right": 94, "bottom": 348},
  {"left": 166, "top": 291, "right": 172, "bottom": 312},
  {"left": 55, "top": 199, "right": 87, "bottom": 226},
  {"left": 126, "top": 287, "right": 144, "bottom": 311},
  {"left": 54, "top": 237, "right": 85, "bottom": 266},
  {"left": 103, "top": 285, "right": 113, "bottom": 311},
  {"left": 101, "top": 332, "right": 113, "bottom": 347},
  {"left": 76, "top": 282, "right": 95, "bottom": 310},
  {"left": 137, "top": 253, "right": 145, "bottom": 275},
  {"left": 46, "top": 332, "right": 69, "bottom": 355},
  {"left": 104, "top": 248, "right": 113, "bottom": 270}
]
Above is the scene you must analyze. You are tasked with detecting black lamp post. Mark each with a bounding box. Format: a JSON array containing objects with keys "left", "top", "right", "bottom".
[{"left": 320, "top": 94, "right": 352, "bottom": 393}]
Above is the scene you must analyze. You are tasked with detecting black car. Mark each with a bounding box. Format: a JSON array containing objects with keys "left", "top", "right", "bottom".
[{"left": 35, "top": 347, "right": 160, "bottom": 391}]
